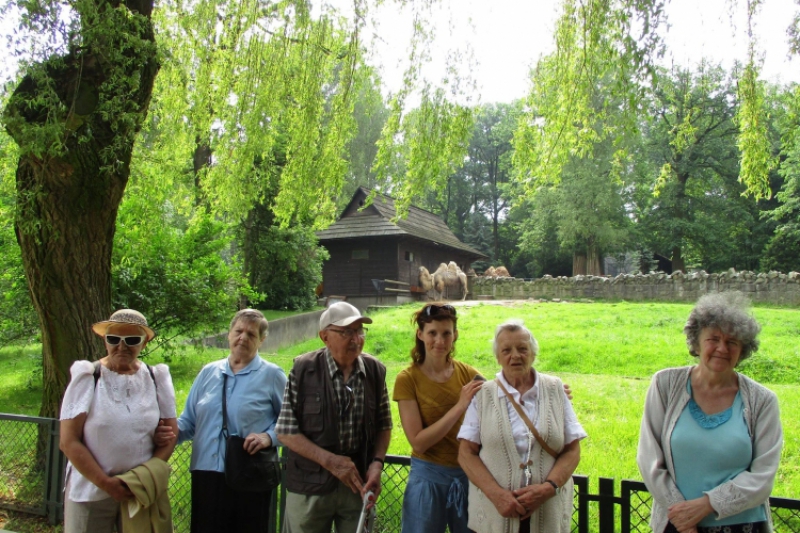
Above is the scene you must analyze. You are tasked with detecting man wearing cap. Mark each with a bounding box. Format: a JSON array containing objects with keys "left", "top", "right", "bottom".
[{"left": 276, "top": 302, "right": 392, "bottom": 533}]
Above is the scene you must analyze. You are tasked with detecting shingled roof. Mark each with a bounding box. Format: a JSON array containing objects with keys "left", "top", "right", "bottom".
[{"left": 317, "top": 187, "right": 487, "bottom": 259}]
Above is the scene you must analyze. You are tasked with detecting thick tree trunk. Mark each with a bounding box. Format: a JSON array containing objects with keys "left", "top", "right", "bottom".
[
  {"left": 5, "top": 0, "right": 159, "bottom": 417},
  {"left": 671, "top": 245, "right": 685, "bottom": 274},
  {"left": 586, "top": 243, "right": 602, "bottom": 276},
  {"left": 14, "top": 154, "right": 125, "bottom": 418},
  {"left": 670, "top": 172, "right": 689, "bottom": 274},
  {"left": 573, "top": 253, "right": 587, "bottom": 276}
]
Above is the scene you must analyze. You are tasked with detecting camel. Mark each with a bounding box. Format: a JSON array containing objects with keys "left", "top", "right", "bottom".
[
  {"left": 494, "top": 266, "right": 510, "bottom": 277},
  {"left": 482, "top": 265, "right": 510, "bottom": 277},
  {"left": 418, "top": 263, "right": 468, "bottom": 301}
]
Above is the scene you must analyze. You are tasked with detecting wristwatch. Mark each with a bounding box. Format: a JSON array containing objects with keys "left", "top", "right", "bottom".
[
  {"left": 545, "top": 479, "right": 560, "bottom": 495},
  {"left": 371, "top": 457, "right": 385, "bottom": 466}
]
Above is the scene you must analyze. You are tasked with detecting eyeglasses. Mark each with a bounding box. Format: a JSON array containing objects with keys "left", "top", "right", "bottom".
[
  {"left": 340, "top": 385, "right": 354, "bottom": 418},
  {"left": 327, "top": 328, "right": 368, "bottom": 339},
  {"left": 424, "top": 304, "right": 456, "bottom": 317},
  {"left": 105, "top": 335, "right": 144, "bottom": 346}
]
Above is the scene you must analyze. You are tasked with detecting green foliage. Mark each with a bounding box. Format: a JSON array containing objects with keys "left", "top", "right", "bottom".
[
  {"left": 151, "top": 0, "right": 362, "bottom": 228},
  {"left": 505, "top": 196, "right": 572, "bottom": 278},
  {"left": 736, "top": 61, "right": 777, "bottom": 200},
  {"left": 247, "top": 224, "right": 329, "bottom": 311},
  {"left": 418, "top": 102, "right": 521, "bottom": 268},
  {"left": 632, "top": 64, "right": 777, "bottom": 272},
  {"left": 761, "top": 86, "right": 800, "bottom": 272},
  {"left": 369, "top": 6, "right": 476, "bottom": 218},
  {"left": 515, "top": 64, "right": 636, "bottom": 275},
  {"left": 760, "top": 230, "right": 800, "bottom": 273},
  {"left": 515, "top": 0, "right": 777, "bottom": 200},
  {"left": 0, "top": 130, "right": 38, "bottom": 345},
  {"left": 112, "top": 194, "right": 248, "bottom": 351},
  {"left": 340, "top": 67, "right": 389, "bottom": 206},
  {"left": 514, "top": 0, "right": 664, "bottom": 191},
  {"left": 375, "top": 86, "right": 474, "bottom": 219}
]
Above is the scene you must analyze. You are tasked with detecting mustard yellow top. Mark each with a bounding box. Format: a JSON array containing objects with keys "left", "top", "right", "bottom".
[{"left": 392, "top": 359, "right": 479, "bottom": 467}]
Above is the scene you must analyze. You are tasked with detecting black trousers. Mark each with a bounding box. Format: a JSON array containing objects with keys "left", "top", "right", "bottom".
[{"left": 191, "top": 470, "right": 273, "bottom": 533}]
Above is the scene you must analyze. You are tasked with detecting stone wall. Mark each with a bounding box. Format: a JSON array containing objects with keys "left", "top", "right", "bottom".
[{"left": 469, "top": 270, "right": 800, "bottom": 306}]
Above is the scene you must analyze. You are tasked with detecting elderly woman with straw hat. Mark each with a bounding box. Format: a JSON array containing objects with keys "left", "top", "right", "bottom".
[{"left": 60, "top": 309, "right": 178, "bottom": 533}]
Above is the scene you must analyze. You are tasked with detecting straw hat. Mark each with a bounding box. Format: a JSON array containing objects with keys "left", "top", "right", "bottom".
[{"left": 92, "top": 309, "right": 156, "bottom": 341}]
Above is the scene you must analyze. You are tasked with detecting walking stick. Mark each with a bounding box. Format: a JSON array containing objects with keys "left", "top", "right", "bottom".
[{"left": 355, "top": 490, "right": 376, "bottom": 533}]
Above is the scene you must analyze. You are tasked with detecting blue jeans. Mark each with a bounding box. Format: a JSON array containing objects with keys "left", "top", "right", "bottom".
[{"left": 401, "top": 457, "right": 469, "bottom": 533}]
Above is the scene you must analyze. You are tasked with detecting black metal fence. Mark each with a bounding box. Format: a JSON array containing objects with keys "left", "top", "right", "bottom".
[{"left": 2, "top": 414, "right": 799, "bottom": 532}]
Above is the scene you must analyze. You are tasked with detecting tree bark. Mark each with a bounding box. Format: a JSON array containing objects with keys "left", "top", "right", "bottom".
[
  {"left": 586, "top": 242, "right": 602, "bottom": 276},
  {"left": 671, "top": 245, "right": 685, "bottom": 274},
  {"left": 573, "top": 253, "right": 587, "bottom": 276},
  {"left": 5, "top": 0, "right": 159, "bottom": 417}
]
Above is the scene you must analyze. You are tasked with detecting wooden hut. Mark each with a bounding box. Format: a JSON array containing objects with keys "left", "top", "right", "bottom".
[{"left": 316, "top": 187, "right": 487, "bottom": 304}]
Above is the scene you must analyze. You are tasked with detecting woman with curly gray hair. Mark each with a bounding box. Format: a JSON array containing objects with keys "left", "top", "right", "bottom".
[{"left": 637, "top": 292, "right": 783, "bottom": 533}]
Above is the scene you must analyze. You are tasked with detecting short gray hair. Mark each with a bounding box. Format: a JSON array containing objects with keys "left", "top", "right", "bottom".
[
  {"left": 683, "top": 292, "right": 760, "bottom": 363},
  {"left": 230, "top": 309, "right": 269, "bottom": 339},
  {"left": 492, "top": 319, "right": 539, "bottom": 358}
]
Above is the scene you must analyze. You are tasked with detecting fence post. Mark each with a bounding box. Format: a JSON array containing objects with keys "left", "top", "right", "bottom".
[
  {"left": 573, "top": 475, "right": 589, "bottom": 533},
  {"left": 598, "top": 477, "right": 616, "bottom": 533},
  {"left": 45, "top": 418, "right": 65, "bottom": 525}
]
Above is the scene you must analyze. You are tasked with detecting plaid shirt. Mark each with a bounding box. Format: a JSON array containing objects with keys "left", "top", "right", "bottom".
[{"left": 276, "top": 349, "right": 392, "bottom": 455}]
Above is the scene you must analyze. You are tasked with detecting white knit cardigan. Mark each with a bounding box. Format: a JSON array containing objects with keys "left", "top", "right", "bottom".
[
  {"left": 637, "top": 366, "right": 783, "bottom": 533},
  {"left": 467, "top": 375, "right": 574, "bottom": 533}
]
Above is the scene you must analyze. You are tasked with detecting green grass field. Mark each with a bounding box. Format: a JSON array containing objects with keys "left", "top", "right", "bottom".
[{"left": 1, "top": 300, "right": 798, "bottom": 531}]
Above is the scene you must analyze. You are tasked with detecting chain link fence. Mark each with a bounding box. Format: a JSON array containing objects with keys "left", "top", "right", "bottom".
[
  {"left": 2, "top": 414, "right": 799, "bottom": 532},
  {"left": 0, "top": 414, "right": 64, "bottom": 523}
]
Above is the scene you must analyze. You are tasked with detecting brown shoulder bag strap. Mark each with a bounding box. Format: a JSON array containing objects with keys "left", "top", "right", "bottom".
[{"left": 495, "top": 379, "right": 559, "bottom": 459}]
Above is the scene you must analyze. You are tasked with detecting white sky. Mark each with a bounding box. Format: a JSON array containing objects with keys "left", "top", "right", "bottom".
[
  {"left": 353, "top": 0, "right": 799, "bottom": 104},
  {"left": 2, "top": 0, "right": 796, "bottom": 102}
]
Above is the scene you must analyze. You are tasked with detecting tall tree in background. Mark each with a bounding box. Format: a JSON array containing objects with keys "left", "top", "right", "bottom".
[
  {"left": 340, "top": 68, "right": 390, "bottom": 206},
  {"left": 636, "top": 64, "right": 762, "bottom": 272},
  {"left": 471, "top": 103, "right": 520, "bottom": 260},
  {"left": 422, "top": 102, "right": 520, "bottom": 266},
  {"left": 512, "top": 1, "right": 781, "bottom": 277},
  {"left": 762, "top": 85, "right": 800, "bottom": 272},
  {"left": 517, "top": 50, "right": 635, "bottom": 276}
]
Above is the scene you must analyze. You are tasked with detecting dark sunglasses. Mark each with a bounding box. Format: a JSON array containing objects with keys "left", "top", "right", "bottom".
[
  {"left": 424, "top": 304, "right": 456, "bottom": 317},
  {"left": 105, "top": 334, "right": 144, "bottom": 346}
]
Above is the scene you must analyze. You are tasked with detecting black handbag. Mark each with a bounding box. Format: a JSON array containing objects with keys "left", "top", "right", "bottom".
[{"left": 222, "top": 374, "right": 281, "bottom": 492}]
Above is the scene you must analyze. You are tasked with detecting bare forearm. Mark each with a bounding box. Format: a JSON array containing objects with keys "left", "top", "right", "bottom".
[
  {"left": 372, "top": 429, "right": 391, "bottom": 459},
  {"left": 545, "top": 440, "right": 581, "bottom": 488},
  {"left": 152, "top": 418, "right": 179, "bottom": 462},
  {"left": 459, "top": 441, "right": 503, "bottom": 499},
  {"left": 62, "top": 440, "right": 115, "bottom": 490},
  {"left": 408, "top": 405, "right": 466, "bottom": 455},
  {"left": 278, "top": 433, "right": 336, "bottom": 469}
]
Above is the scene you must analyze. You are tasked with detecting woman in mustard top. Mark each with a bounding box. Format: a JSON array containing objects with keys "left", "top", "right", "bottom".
[{"left": 392, "top": 303, "right": 483, "bottom": 533}]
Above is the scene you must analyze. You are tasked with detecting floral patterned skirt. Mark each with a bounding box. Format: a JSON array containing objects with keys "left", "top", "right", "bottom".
[{"left": 665, "top": 521, "right": 766, "bottom": 533}]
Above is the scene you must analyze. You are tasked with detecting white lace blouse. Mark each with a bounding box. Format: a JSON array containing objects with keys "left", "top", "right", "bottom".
[{"left": 60, "top": 360, "right": 177, "bottom": 502}]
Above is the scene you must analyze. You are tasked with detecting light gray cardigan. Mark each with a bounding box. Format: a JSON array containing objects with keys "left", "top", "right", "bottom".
[{"left": 637, "top": 366, "right": 783, "bottom": 533}]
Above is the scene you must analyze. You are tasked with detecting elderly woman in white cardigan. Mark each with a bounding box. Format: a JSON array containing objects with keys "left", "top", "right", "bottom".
[
  {"left": 637, "top": 292, "right": 783, "bottom": 533},
  {"left": 458, "top": 320, "right": 586, "bottom": 533}
]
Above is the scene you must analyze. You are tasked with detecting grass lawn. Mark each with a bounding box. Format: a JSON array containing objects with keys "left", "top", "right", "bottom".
[{"left": 1, "top": 300, "right": 799, "bottom": 531}]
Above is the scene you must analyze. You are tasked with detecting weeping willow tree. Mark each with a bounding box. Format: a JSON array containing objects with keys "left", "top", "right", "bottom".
[
  {"left": 514, "top": 0, "right": 782, "bottom": 272},
  {"left": 1, "top": 0, "right": 474, "bottom": 415}
]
